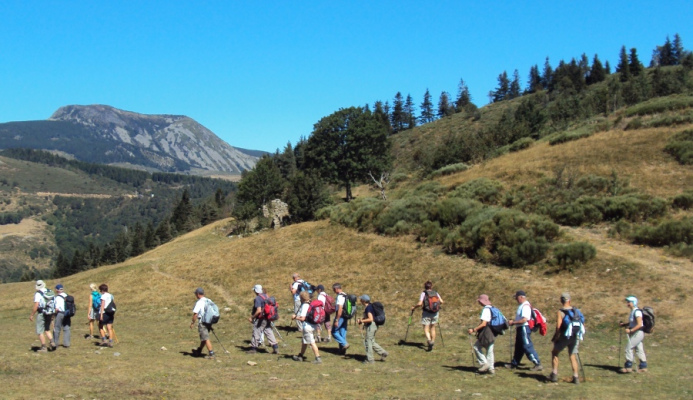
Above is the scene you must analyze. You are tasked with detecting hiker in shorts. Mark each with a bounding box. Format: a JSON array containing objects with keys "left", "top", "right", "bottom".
[
  {"left": 357, "top": 294, "right": 388, "bottom": 364},
  {"left": 506, "top": 290, "right": 543, "bottom": 371},
  {"left": 316, "top": 285, "right": 332, "bottom": 343},
  {"left": 29, "top": 280, "right": 55, "bottom": 352},
  {"left": 190, "top": 287, "right": 215, "bottom": 359},
  {"left": 53, "top": 284, "right": 71, "bottom": 349},
  {"left": 619, "top": 295, "right": 647, "bottom": 373},
  {"left": 248, "top": 284, "right": 279, "bottom": 354},
  {"left": 98, "top": 284, "right": 115, "bottom": 348},
  {"left": 87, "top": 283, "right": 102, "bottom": 340},
  {"left": 411, "top": 281, "right": 444, "bottom": 351},
  {"left": 331, "top": 283, "right": 350, "bottom": 355},
  {"left": 290, "top": 273, "right": 306, "bottom": 332},
  {"left": 549, "top": 293, "right": 583, "bottom": 384},
  {"left": 467, "top": 294, "right": 495, "bottom": 374},
  {"left": 291, "top": 291, "right": 322, "bottom": 363}
]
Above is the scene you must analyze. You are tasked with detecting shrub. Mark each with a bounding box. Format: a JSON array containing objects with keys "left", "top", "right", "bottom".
[
  {"left": 548, "top": 199, "right": 603, "bottom": 226},
  {"left": 665, "top": 129, "right": 693, "bottom": 165},
  {"left": 624, "top": 95, "right": 693, "bottom": 117},
  {"left": 553, "top": 242, "right": 597, "bottom": 267},
  {"left": 318, "top": 197, "right": 386, "bottom": 231},
  {"left": 388, "top": 172, "right": 409, "bottom": 188},
  {"left": 672, "top": 191, "right": 693, "bottom": 210},
  {"left": 374, "top": 195, "right": 435, "bottom": 233},
  {"left": 633, "top": 218, "right": 693, "bottom": 247},
  {"left": 430, "top": 197, "right": 484, "bottom": 227},
  {"left": 509, "top": 137, "right": 535, "bottom": 152},
  {"left": 429, "top": 163, "right": 469, "bottom": 178},
  {"left": 625, "top": 118, "right": 643, "bottom": 130},
  {"left": 600, "top": 195, "right": 668, "bottom": 222},
  {"left": 450, "top": 178, "right": 504, "bottom": 205},
  {"left": 645, "top": 112, "right": 693, "bottom": 128}
]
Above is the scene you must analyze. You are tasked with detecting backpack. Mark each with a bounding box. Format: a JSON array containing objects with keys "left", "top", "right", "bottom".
[
  {"left": 322, "top": 294, "right": 336, "bottom": 315},
  {"left": 260, "top": 294, "right": 279, "bottom": 321},
  {"left": 489, "top": 306, "right": 509, "bottom": 336},
  {"left": 296, "top": 280, "right": 315, "bottom": 295},
  {"left": 104, "top": 296, "right": 116, "bottom": 315},
  {"left": 202, "top": 298, "right": 220, "bottom": 325},
  {"left": 306, "top": 299, "right": 325, "bottom": 324},
  {"left": 91, "top": 291, "right": 101, "bottom": 310},
  {"left": 640, "top": 307, "right": 655, "bottom": 334},
  {"left": 39, "top": 289, "right": 56, "bottom": 315},
  {"left": 422, "top": 290, "right": 441, "bottom": 313},
  {"left": 560, "top": 308, "right": 585, "bottom": 338},
  {"left": 63, "top": 294, "right": 76, "bottom": 318},
  {"left": 527, "top": 304, "right": 547, "bottom": 336},
  {"left": 340, "top": 293, "right": 358, "bottom": 320},
  {"left": 371, "top": 302, "right": 386, "bottom": 326}
]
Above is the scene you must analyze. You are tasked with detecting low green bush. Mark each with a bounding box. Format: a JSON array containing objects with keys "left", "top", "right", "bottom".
[
  {"left": 430, "top": 197, "right": 484, "bottom": 227},
  {"left": 450, "top": 178, "right": 504, "bottom": 205},
  {"left": 625, "top": 95, "right": 693, "bottom": 117},
  {"left": 665, "top": 129, "right": 693, "bottom": 165},
  {"left": 429, "top": 163, "right": 469, "bottom": 178},
  {"left": 509, "top": 137, "right": 535, "bottom": 152},
  {"left": 633, "top": 218, "right": 693, "bottom": 246},
  {"left": 553, "top": 242, "right": 597, "bottom": 266},
  {"left": 625, "top": 118, "right": 643, "bottom": 130},
  {"left": 645, "top": 112, "right": 693, "bottom": 128},
  {"left": 317, "top": 197, "right": 386, "bottom": 231},
  {"left": 374, "top": 195, "right": 435, "bottom": 233},
  {"left": 549, "top": 129, "right": 593, "bottom": 145},
  {"left": 672, "top": 191, "right": 693, "bottom": 210}
]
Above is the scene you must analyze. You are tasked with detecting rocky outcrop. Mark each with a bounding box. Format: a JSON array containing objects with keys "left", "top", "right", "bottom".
[{"left": 262, "top": 199, "right": 290, "bottom": 229}]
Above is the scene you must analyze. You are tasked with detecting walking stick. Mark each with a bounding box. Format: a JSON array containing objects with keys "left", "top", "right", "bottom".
[
  {"left": 112, "top": 327, "right": 119, "bottom": 344},
  {"left": 576, "top": 352, "right": 586, "bottom": 383},
  {"left": 618, "top": 327, "right": 622, "bottom": 368},
  {"left": 271, "top": 321, "right": 284, "bottom": 341},
  {"left": 468, "top": 333, "right": 477, "bottom": 368},
  {"left": 399, "top": 310, "right": 414, "bottom": 345},
  {"left": 210, "top": 327, "right": 231, "bottom": 356},
  {"left": 438, "top": 321, "right": 445, "bottom": 347}
]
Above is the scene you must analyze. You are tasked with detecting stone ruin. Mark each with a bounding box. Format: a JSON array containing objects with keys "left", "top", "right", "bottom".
[{"left": 262, "top": 199, "right": 290, "bottom": 229}]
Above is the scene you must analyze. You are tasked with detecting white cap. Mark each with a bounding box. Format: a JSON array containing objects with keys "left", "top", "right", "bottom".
[{"left": 253, "top": 284, "right": 263, "bottom": 294}]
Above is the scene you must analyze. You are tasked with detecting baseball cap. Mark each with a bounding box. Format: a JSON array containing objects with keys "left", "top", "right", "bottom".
[
  {"left": 253, "top": 284, "right": 263, "bottom": 294},
  {"left": 194, "top": 287, "right": 204, "bottom": 295},
  {"left": 514, "top": 290, "right": 526, "bottom": 298},
  {"left": 561, "top": 292, "right": 571, "bottom": 301},
  {"left": 55, "top": 284, "right": 64, "bottom": 291},
  {"left": 359, "top": 294, "right": 370, "bottom": 302}
]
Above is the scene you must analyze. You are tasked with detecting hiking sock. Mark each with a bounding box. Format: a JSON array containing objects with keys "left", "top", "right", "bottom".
[{"left": 209, "top": 351, "right": 215, "bottom": 356}]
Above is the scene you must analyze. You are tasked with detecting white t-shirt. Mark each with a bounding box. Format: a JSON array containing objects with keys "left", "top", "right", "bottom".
[
  {"left": 336, "top": 292, "right": 346, "bottom": 307},
  {"left": 55, "top": 293, "right": 67, "bottom": 312},
  {"left": 291, "top": 280, "right": 304, "bottom": 301},
  {"left": 193, "top": 297, "right": 207, "bottom": 323},
  {"left": 480, "top": 305, "right": 492, "bottom": 322},
  {"left": 34, "top": 290, "right": 46, "bottom": 308},
  {"left": 318, "top": 292, "right": 327, "bottom": 306},
  {"left": 101, "top": 292, "right": 113, "bottom": 311},
  {"left": 629, "top": 308, "right": 643, "bottom": 329},
  {"left": 515, "top": 301, "right": 532, "bottom": 326}
]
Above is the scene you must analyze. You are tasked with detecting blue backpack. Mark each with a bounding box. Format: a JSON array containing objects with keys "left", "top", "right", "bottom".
[
  {"left": 296, "top": 280, "right": 315, "bottom": 295},
  {"left": 489, "top": 306, "right": 509, "bottom": 336},
  {"left": 561, "top": 308, "right": 585, "bottom": 337},
  {"left": 92, "top": 291, "right": 101, "bottom": 310}
]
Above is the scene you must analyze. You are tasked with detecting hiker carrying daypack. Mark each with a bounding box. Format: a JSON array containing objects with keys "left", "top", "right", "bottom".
[
  {"left": 639, "top": 306, "right": 655, "bottom": 334},
  {"left": 527, "top": 304, "right": 548, "bottom": 336},
  {"left": 371, "top": 302, "right": 386, "bottom": 326},
  {"left": 104, "top": 296, "right": 117, "bottom": 315},
  {"left": 260, "top": 293, "right": 279, "bottom": 321},
  {"left": 296, "top": 279, "right": 315, "bottom": 295},
  {"left": 340, "top": 293, "right": 358, "bottom": 320},
  {"left": 63, "top": 294, "right": 77, "bottom": 318},
  {"left": 323, "top": 293, "right": 336, "bottom": 315},
  {"left": 489, "top": 306, "right": 509, "bottom": 336},
  {"left": 560, "top": 308, "right": 585, "bottom": 339},
  {"left": 422, "top": 290, "right": 442, "bottom": 313},
  {"left": 203, "top": 298, "right": 220, "bottom": 325},
  {"left": 306, "top": 299, "right": 326, "bottom": 324},
  {"left": 39, "top": 289, "right": 56, "bottom": 315}
]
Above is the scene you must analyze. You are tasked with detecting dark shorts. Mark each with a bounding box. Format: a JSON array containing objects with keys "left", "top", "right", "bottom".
[{"left": 101, "top": 312, "right": 115, "bottom": 325}]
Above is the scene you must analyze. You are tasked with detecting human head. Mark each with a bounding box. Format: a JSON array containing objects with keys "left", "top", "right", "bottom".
[
  {"left": 560, "top": 292, "right": 571, "bottom": 305},
  {"left": 195, "top": 287, "right": 205, "bottom": 298},
  {"left": 253, "top": 284, "right": 263, "bottom": 294},
  {"left": 89, "top": 283, "right": 98, "bottom": 291},
  {"left": 477, "top": 294, "right": 491, "bottom": 306},
  {"left": 299, "top": 291, "right": 310, "bottom": 303},
  {"left": 359, "top": 294, "right": 371, "bottom": 304},
  {"left": 99, "top": 284, "right": 108, "bottom": 293},
  {"left": 317, "top": 284, "right": 325, "bottom": 293},
  {"left": 332, "top": 283, "right": 342, "bottom": 293},
  {"left": 56, "top": 284, "right": 64, "bottom": 292},
  {"left": 292, "top": 273, "right": 300, "bottom": 282},
  {"left": 625, "top": 295, "right": 638, "bottom": 309},
  {"left": 424, "top": 281, "right": 433, "bottom": 290},
  {"left": 35, "top": 280, "right": 46, "bottom": 291},
  {"left": 514, "top": 290, "right": 526, "bottom": 303}
]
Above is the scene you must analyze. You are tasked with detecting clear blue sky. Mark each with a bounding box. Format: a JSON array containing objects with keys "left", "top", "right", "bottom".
[{"left": 1, "top": 1, "right": 691, "bottom": 152}]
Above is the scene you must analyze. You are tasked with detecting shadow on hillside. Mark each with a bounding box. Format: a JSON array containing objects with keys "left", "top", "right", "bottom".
[
  {"left": 396, "top": 341, "right": 427, "bottom": 349},
  {"left": 515, "top": 372, "right": 548, "bottom": 382},
  {"left": 442, "top": 365, "right": 479, "bottom": 373},
  {"left": 585, "top": 363, "right": 621, "bottom": 373}
]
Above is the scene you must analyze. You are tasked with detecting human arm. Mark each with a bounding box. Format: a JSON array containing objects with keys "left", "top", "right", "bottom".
[
  {"left": 626, "top": 315, "right": 643, "bottom": 334},
  {"left": 100, "top": 295, "right": 105, "bottom": 321},
  {"left": 411, "top": 292, "right": 424, "bottom": 311},
  {"left": 29, "top": 301, "right": 39, "bottom": 321},
  {"left": 358, "top": 311, "right": 374, "bottom": 325},
  {"left": 468, "top": 319, "right": 487, "bottom": 334},
  {"left": 190, "top": 312, "right": 199, "bottom": 329}
]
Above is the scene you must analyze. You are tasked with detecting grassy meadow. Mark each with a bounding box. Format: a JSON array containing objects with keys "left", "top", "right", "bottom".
[{"left": 1, "top": 218, "right": 692, "bottom": 399}]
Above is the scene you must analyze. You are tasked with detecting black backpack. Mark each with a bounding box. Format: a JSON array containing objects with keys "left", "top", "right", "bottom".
[
  {"left": 371, "top": 302, "right": 386, "bottom": 326},
  {"left": 105, "top": 298, "right": 116, "bottom": 315},
  {"left": 63, "top": 295, "right": 76, "bottom": 318},
  {"left": 640, "top": 307, "right": 655, "bottom": 334}
]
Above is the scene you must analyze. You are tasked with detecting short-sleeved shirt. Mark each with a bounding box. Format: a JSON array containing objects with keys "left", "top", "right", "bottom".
[
  {"left": 419, "top": 291, "right": 444, "bottom": 303},
  {"left": 193, "top": 297, "right": 207, "bottom": 323},
  {"left": 34, "top": 290, "right": 46, "bottom": 308},
  {"left": 291, "top": 280, "right": 304, "bottom": 301},
  {"left": 629, "top": 308, "right": 643, "bottom": 329},
  {"left": 55, "top": 293, "right": 67, "bottom": 312},
  {"left": 363, "top": 303, "right": 375, "bottom": 326},
  {"left": 298, "top": 302, "right": 316, "bottom": 328},
  {"left": 253, "top": 295, "right": 265, "bottom": 315},
  {"left": 101, "top": 292, "right": 113, "bottom": 311},
  {"left": 336, "top": 293, "right": 346, "bottom": 309},
  {"left": 515, "top": 301, "right": 532, "bottom": 327},
  {"left": 480, "top": 305, "right": 492, "bottom": 322},
  {"left": 317, "top": 291, "right": 327, "bottom": 305}
]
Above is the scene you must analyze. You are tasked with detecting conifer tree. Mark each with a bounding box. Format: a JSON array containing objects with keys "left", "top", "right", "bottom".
[
  {"left": 145, "top": 221, "right": 158, "bottom": 249},
  {"left": 155, "top": 218, "right": 173, "bottom": 244},
  {"left": 617, "top": 45, "right": 631, "bottom": 82},
  {"left": 390, "top": 92, "right": 405, "bottom": 133},
  {"left": 588, "top": 54, "right": 606, "bottom": 84},
  {"left": 235, "top": 155, "right": 284, "bottom": 218},
  {"left": 455, "top": 79, "right": 471, "bottom": 110},
  {"left": 404, "top": 94, "right": 417, "bottom": 129},
  {"left": 419, "top": 89, "right": 435, "bottom": 123},
  {"left": 605, "top": 60, "right": 611, "bottom": 75},
  {"left": 373, "top": 101, "right": 393, "bottom": 135},
  {"left": 527, "top": 65, "right": 542, "bottom": 93},
  {"left": 541, "top": 57, "right": 553, "bottom": 90},
  {"left": 629, "top": 48, "right": 644, "bottom": 76},
  {"left": 171, "top": 189, "right": 194, "bottom": 233},
  {"left": 130, "top": 222, "right": 146, "bottom": 257},
  {"left": 437, "top": 91, "right": 454, "bottom": 117},
  {"left": 672, "top": 33, "right": 684, "bottom": 65},
  {"left": 508, "top": 70, "right": 521, "bottom": 99},
  {"left": 492, "top": 71, "right": 510, "bottom": 102}
]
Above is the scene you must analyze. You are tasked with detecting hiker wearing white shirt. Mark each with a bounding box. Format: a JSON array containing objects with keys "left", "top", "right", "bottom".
[
  {"left": 291, "top": 273, "right": 305, "bottom": 331},
  {"left": 191, "top": 287, "right": 215, "bottom": 359},
  {"left": 53, "top": 284, "right": 71, "bottom": 349},
  {"left": 291, "top": 291, "right": 322, "bottom": 364},
  {"left": 619, "top": 295, "right": 647, "bottom": 373},
  {"left": 506, "top": 290, "right": 543, "bottom": 371},
  {"left": 98, "top": 284, "right": 116, "bottom": 348},
  {"left": 29, "top": 280, "right": 55, "bottom": 353},
  {"left": 467, "top": 294, "right": 495, "bottom": 374}
]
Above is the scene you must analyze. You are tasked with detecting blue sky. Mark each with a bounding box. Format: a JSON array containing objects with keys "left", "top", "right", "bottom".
[{"left": 1, "top": 1, "right": 692, "bottom": 152}]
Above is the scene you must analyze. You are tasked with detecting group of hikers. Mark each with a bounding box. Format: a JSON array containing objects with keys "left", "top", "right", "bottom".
[
  {"left": 30, "top": 275, "right": 651, "bottom": 384},
  {"left": 30, "top": 280, "right": 116, "bottom": 352}
]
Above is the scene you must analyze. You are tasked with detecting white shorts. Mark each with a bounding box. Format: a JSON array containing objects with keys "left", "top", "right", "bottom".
[{"left": 302, "top": 323, "right": 316, "bottom": 345}]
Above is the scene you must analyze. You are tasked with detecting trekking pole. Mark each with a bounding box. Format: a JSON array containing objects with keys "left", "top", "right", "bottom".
[
  {"left": 271, "top": 321, "right": 284, "bottom": 341},
  {"left": 438, "top": 321, "right": 445, "bottom": 347},
  {"left": 618, "top": 327, "right": 622, "bottom": 368},
  {"left": 112, "top": 327, "right": 119, "bottom": 344},
  {"left": 468, "top": 333, "right": 477, "bottom": 369},
  {"left": 210, "top": 328, "right": 231, "bottom": 356},
  {"left": 400, "top": 310, "right": 414, "bottom": 345},
  {"left": 577, "top": 352, "right": 586, "bottom": 383}
]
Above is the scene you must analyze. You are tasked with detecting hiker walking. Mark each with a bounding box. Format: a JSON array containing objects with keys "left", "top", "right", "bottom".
[
  {"left": 506, "top": 290, "right": 543, "bottom": 371},
  {"left": 331, "top": 283, "right": 350, "bottom": 355},
  {"left": 53, "top": 284, "right": 72, "bottom": 349},
  {"left": 316, "top": 285, "right": 333, "bottom": 343},
  {"left": 291, "top": 291, "right": 322, "bottom": 363},
  {"left": 467, "top": 294, "right": 496, "bottom": 374},
  {"left": 357, "top": 295, "right": 388, "bottom": 364},
  {"left": 411, "top": 281, "right": 443, "bottom": 352},
  {"left": 190, "top": 287, "right": 215, "bottom": 359},
  {"left": 87, "top": 283, "right": 102, "bottom": 340},
  {"left": 548, "top": 293, "right": 584, "bottom": 384},
  {"left": 29, "top": 280, "right": 55, "bottom": 352},
  {"left": 98, "top": 284, "right": 116, "bottom": 348},
  {"left": 248, "top": 284, "right": 279, "bottom": 354},
  {"left": 619, "top": 295, "right": 647, "bottom": 373},
  {"left": 291, "top": 273, "right": 306, "bottom": 332}
]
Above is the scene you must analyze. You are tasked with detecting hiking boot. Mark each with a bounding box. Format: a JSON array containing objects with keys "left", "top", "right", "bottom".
[
  {"left": 292, "top": 354, "right": 305, "bottom": 362},
  {"left": 326, "top": 337, "right": 332, "bottom": 343},
  {"left": 478, "top": 363, "right": 491, "bottom": 373},
  {"left": 504, "top": 363, "right": 517, "bottom": 369},
  {"left": 427, "top": 340, "right": 434, "bottom": 352},
  {"left": 488, "top": 368, "right": 495, "bottom": 375},
  {"left": 572, "top": 376, "right": 580, "bottom": 384},
  {"left": 380, "top": 352, "right": 388, "bottom": 361},
  {"left": 50, "top": 341, "right": 56, "bottom": 350},
  {"left": 191, "top": 348, "right": 202, "bottom": 357},
  {"left": 548, "top": 372, "right": 558, "bottom": 383},
  {"left": 313, "top": 357, "right": 322, "bottom": 364},
  {"left": 342, "top": 344, "right": 350, "bottom": 355},
  {"left": 271, "top": 345, "right": 279, "bottom": 355},
  {"left": 531, "top": 364, "right": 544, "bottom": 372},
  {"left": 246, "top": 348, "right": 257, "bottom": 354},
  {"left": 37, "top": 346, "right": 48, "bottom": 353},
  {"left": 619, "top": 367, "right": 633, "bottom": 374}
]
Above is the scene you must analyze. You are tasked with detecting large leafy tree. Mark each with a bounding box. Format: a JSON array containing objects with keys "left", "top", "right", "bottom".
[
  {"left": 235, "top": 155, "right": 284, "bottom": 219},
  {"left": 305, "top": 107, "right": 390, "bottom": 201}
]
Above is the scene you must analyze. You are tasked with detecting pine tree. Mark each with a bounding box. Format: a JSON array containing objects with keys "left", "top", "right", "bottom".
[
  {"left": 541, "top": 57, "right": 553, "bottom": 90},
  {"left": 579, "top": 53, "right": 590, "bottom": 80},
  {"left": 373, "top": 101, "right": 393, "bottom": 135},
  {"left": 605, "top": 60, "right": 611, "bottom": 74},
  {"left": 155, "top": 218, "right": 173, "bottom": 244},
  {"left": 437, "top": 91, "right": 454, "bottom": 117},
  {"left": 587, "top": 54, "right": 606, "bottom": 85},
  {"left": 276, "top": 142, "right": 297, "bottom": 180},
  {"left": 455, "top": 79, "right": 472, "bottom": 110},
  {"left": 492, "top": 71, "right": 510, "bottom": 102},
  {"left": 508, "top": 70, "right": 521, "bottom": 99},
  {"left": 616, "top": 45, "right": 631, "bottom": 82},
  {"left": 130, "top": 222, "right": 146, "bottom": 257},
  {"left": 629, "top": 48, "right": 644, "bottom": 76},
  {"left": 390, "top": 92, "right": 405, "bottom": 133},
  {"left": 527, "top": 65, "right": 542, "bottom": 93},
  {"left": 235, "top": 155, "right": 284, "bottom": 219},
  {"left": 404, "top": 94, "right": 417, "bottom": 129},
  {"left": 171, "top": 189, "right": 194, "bottom": 233},
  {"left": 419, "top": 89, "right": 435, "bottom": 123},
  {"left": 145, "top": 221, "right": 158, "bottom": 249},
  {"left": 672, "top": 33, "right": 684, "bottom": 65}
]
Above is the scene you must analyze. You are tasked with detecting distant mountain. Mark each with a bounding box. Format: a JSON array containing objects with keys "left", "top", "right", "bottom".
[{"left": 0, "top": 105, "right": 265, "bottom": 174}]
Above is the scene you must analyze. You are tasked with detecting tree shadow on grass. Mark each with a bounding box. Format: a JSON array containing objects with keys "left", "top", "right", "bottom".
[
  {"left": 584, "top": 363, "right": 621, "bottom": 373},
  {"left": 442, "top": 365, "right": 479, "bottom": 373}
]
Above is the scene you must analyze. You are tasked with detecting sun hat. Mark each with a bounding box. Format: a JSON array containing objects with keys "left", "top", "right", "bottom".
[
  {"left": 253, "top": 284, "right": 263, "bottom": 294},
  {"left": 35, "top": 280, "right": 46, "bottom": 290},
  {"left": 89, "top": 283, "right": 98, "bottom": 291},
  {"left": 477, "top": 294, "right": 491, "bottom": 306}
]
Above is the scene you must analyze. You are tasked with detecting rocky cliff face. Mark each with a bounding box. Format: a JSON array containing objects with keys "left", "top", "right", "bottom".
[{"left": 50, "top": 105, "right": 258, "bottom": 173}]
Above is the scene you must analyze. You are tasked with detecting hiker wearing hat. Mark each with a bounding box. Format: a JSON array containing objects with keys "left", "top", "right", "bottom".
[
  {"left": 619, "top": 295, "right": 647, "bottom": 373},
  {"left": 506, "top": 290, "right": 543, "bottom": 371},
  {"left": 357, "top": 294, "right": 388, "bottom": 364},
  {"left": 248, "top": 284, "right": 279, "bottom": 354},
  {"left": 53, "top": 284, "right": 71, "bottom": 349},
  {"left": 467, "top": 294, "right": 496, "bottom": 374},
  {"left": 411, "top": 281, "right": 444, "bottom": 352},
  {"left": 291, "top": 291, "right": 322, "bottom": 363},
  {"left": 548, "top": 293, "right": 584, "bottom": 384},
  {"left": 29, "top": 280, "right": 55, "bottom": 352},
  {"left": 191, "top": 287, "right": 215, "bottom": 359},
  {"left": 316, "top": 285, "right": 333, "bottom": 343}
]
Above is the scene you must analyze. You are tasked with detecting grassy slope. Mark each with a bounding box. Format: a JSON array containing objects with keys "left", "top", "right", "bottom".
[{"left": 1, "top": 217, "right": 692, "bottom": 399}]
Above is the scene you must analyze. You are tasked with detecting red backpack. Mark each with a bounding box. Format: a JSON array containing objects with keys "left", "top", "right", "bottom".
[
  {"left": 423, "top": 290, "right": 442, "bottom": 313},
  {"left": 306, "top": 299, "right": 326, "bottom": 324},
  {"left": 322, "top": 294, "right": 336, "bottom": 315},
  {"left": 527, "top": 304, "right": 547, "bottom": 336},
  {"left": 259, "top": 294, "right": 279, "bottom": 321}
]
